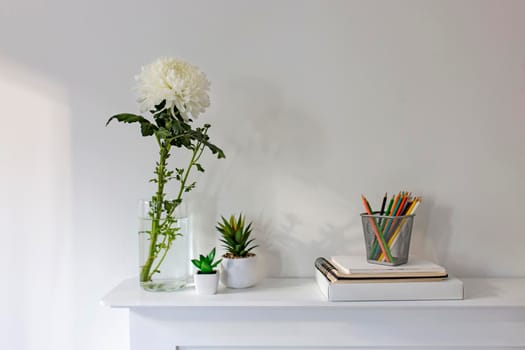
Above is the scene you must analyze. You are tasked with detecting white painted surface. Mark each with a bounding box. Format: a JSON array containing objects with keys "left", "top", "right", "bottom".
[
  {"left": 1, "top": 1, "right": 525, "bottom": 349},
  {"left": 102, "top": 278, "right": 525, "bottom": 349},
  {"left": 102, "top": 277, "right": 525, "bottom": 308},
  {"left": 0, "top": 58, "right": 74, "bottom": 350}
]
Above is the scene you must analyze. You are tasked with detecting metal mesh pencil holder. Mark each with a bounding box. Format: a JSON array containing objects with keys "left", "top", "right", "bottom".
[{"left": 361, "top": 212, "right": 415, "bottom": 266}]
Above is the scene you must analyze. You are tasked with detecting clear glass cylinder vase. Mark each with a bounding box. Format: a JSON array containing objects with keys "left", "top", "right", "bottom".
[{"left": 137, "top": 200, "right": 192, "bottom": 292}]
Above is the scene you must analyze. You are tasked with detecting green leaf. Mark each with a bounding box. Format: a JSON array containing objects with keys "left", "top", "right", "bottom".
[
  {"left": 235, "top": 228, "right": 242, "bottom": 243},
  {"left": 155, "top": 127, "right": 172, "bottom": 139},
  {"left": 140, "top": 122, "right": 157, "bottom": 136},
  {"left": 237, "top": 214, "right": 243, "bottom": 230},
  {"left": 184, "top": 182, "right": 196, "bottom": 193},
  {"left": 207, "top": 248, "right": 216, "bottom": 261},
  {"left": 195, "top": 163, "right": 205, "bottom": 172},
  {"left": 243, "top": 238, "right": 256, "bottom": 248},
  {"left": 202, "top": 140, "right": 225, "bottom": 159},
  {"left": 106, "top": 113, "right": 158, "bottom": 138},
  {"left": 186, "top": 129, "right": 225, "bottom": 159},
  {"left": 220, "top": 237, "right": 236, "bottom": 247},
  {"left": 106, "top": 113, "right": 149, "bottom": 126},
  {"left": 200, "top": 261, "right": 212, "bottom": 272},
  {"left": 191, "top": 259, "right": 201, "bottom": 269},
  {"left": 150, "top": 100, "right": 166, "bottom": 114}
]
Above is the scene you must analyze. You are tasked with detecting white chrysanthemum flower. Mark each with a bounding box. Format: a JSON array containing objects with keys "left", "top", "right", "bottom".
[{"left": 135, "top": 57, "right": 210, "bottom": 121}]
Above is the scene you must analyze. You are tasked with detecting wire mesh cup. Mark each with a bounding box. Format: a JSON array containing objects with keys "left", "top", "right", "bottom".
[{"left": 360, "top": 212, "right": 415, "bottom": 266}]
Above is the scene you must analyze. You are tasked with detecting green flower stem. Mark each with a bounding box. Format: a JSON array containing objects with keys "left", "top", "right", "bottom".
[
  {"left": 147, "top": 231, "right": 172, "bottom": 281},
  {"left": 161, "top": 135, "right": 206, "bottom": 224},
  {"left": 140, "top": 137, "right": 170, "bottom": 282},
  {"left": 179, "top": 142, "right": 203, "bottom": 198},
  {"left": 142, "top": 136, "right": 206, "bottom": 282},
  {"left": 147, "top": 142, "right": 204, "bottom": 280}
]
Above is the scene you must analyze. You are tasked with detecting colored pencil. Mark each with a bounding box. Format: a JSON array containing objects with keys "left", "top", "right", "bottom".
[
  {"left": 380, "top": 193, "right": 387, "bottom": 215},
  {"left": 379, "top": 197, "right": 421, "bottom": 261},
  {"left": 370, "top": 193, "right": 398, "bottom": 259},
  {"left": 382, "top": 199, "right": 420, "bottom": 259},
  {"left": 361, "top": 195, "right": 393, "bottom": 263},
  {"left": 384, "top": 196, "right": 394, "bottom": 218},
  {"left": 377, "top": 193, "right": 409, "bottom": 261},
  {"left": 369, "top": 195, "right": 394, "bottom": 258},
  {"left": 373, "top": 192, "right": 403, "bottom": 259},
  {"left": 378, "top": 193, "right": 388, "bottom": 226},
  {"left": 381, "top": 195, "right": 407, "bottom": 246}
]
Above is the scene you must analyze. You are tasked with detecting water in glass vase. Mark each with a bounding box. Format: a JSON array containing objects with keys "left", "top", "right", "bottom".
[{"left": 138, "top": 200, "right": 192, "bottom": 292}]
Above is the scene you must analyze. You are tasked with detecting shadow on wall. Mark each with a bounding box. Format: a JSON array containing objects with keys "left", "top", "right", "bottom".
[
  {"left": 254, "top": 201, "right": 364, "bottom": 278},
  {"left": 203, "top": 75, "right": 329, "bottom": 194},
  {"left": 190, "top": 77, "right": 461, "bottom": 278},
  {"left": 410, "top": 196, "right": 455, "bottom": 273},
  {"left": 0, "top": 56, "right": 73, "bottom": 350},
  {"left": 192, "top": 76, "right": 363, "bottom": 277}
]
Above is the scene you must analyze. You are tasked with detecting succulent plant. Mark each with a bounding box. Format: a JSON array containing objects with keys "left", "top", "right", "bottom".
[
  {"left": 217, "top": 214, "right": 258, "bottom": 258},
  {"left": 191, "top": 247, "right": 222, "bottom": 274}
]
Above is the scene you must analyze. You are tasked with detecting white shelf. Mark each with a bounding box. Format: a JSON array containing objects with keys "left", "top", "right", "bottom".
[
  {"left": 102, "top": 277, "right": 525, "bottom": 309},
  {"left": 102, "top": 277, "right": 525, "bottom": 350}
]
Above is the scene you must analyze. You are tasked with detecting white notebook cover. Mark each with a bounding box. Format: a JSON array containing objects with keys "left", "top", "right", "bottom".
[
  {"left": 331, "top": 255, "right": 446, "bottom": 275},
  {"left": 315, "top": 269, "right": 464, "bottom": 301}
]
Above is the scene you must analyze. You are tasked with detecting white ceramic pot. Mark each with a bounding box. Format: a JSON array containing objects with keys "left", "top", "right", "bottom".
[
  {"left": 194, "top": 271, "right": 219, "bottom": 295},
  {"left": 220, "top": 255, "right": 257, "bottom": 288}
]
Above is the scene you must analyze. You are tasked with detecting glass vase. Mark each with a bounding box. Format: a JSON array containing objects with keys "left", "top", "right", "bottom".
[{"left": 137, "top": 200, "right": 192, "bottom": 292}]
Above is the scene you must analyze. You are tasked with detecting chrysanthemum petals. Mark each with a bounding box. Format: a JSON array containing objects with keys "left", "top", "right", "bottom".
[{"left": 135, "top": 57, "right": 210, "bottom": 121}]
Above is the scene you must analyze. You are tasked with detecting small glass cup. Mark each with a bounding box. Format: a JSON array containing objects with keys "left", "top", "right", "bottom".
[{"left": 361, "top": 212, "right": 415, "bottom": 266}]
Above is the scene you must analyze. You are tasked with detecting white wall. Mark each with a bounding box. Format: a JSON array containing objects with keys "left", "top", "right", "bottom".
[{"left": 1, "top": 1, "right": 524, "bottom": 349}]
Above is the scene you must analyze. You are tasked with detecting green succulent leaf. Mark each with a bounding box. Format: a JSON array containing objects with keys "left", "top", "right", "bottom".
[
  {"left": 191, "top": 259, "right": 202, "bottom": 269},
  {"left": 193, "top": 247, "right": 222, "bottom": 273},
  {"left": 207, "top": 247, "right": 216, "bottom": 261},
  {"left": 217, "top": 214, "right": 256, "bottom": 257},
  {"left": 200, "top": 261, "right": 212, "bottom": 273},
  {"left": 235, "top": 229, "right": 242, "bottom": 243}
]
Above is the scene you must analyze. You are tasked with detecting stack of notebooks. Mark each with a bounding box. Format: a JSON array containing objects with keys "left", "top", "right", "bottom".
[{"left": 315, "top": 256, "right": 464, "bottom": 301}]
